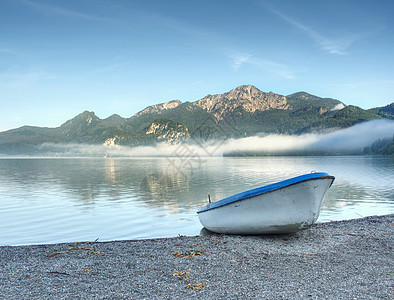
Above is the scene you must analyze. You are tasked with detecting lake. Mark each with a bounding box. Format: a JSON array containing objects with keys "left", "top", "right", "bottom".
[{"left": 0, "top": 156, "right": 393, "bottom": 245}]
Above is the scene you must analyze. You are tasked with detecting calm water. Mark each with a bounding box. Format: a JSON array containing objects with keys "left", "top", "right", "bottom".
[{"left": 0, "top": 156, "right": 393, "bottom": 245}]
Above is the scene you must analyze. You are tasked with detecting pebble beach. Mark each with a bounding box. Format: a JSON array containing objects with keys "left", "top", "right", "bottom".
[{"left": 1, "top": 215, "right": 393, "bottom": 299}]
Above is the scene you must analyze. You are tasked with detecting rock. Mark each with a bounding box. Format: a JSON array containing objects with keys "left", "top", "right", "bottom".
[
  {"left": 194, "top": 85, "right": 289, "bottom": 119},
  {"left": 134, "top": 100, "right": 182, "bottom": 117}
]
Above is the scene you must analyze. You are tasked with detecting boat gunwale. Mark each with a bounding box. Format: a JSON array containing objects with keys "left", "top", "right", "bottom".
[{"left": 197, "top": 172, "right": 335, "bottom": 214}]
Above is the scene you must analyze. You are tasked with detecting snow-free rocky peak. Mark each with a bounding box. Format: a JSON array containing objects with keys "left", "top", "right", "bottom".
[
  {"left": 134, "top": 100, "right": 182, "bottom": 117},
  {"left": 194, "top": 85, "right": 289, "bottom": 119}
]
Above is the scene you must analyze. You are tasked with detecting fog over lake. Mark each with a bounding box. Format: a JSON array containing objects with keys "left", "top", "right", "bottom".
[{"left": 34, "top": 119, "right": 394, "bottom": 157}]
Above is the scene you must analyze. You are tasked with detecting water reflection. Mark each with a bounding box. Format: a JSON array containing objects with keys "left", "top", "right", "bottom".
[
  {"left": 0, "top": 156, "right": 393, "bottom": 245},
  {"left": 1, "top": 156, "right": 393, "bottom": 210}
]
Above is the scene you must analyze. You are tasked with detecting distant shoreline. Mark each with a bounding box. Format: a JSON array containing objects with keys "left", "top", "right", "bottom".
[
  {"left": 0, "top": 151, "right": 393, "bottom": 158},
  {"left": 1, "top": 215, "right": 392, "bottom": 299}
]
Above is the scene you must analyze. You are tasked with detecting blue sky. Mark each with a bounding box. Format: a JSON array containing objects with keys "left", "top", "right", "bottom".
[{"left": 1, "top": 0, "right": 393, "bottom": 131}]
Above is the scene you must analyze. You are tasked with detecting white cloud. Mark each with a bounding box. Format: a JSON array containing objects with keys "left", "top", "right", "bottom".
[
  {"left": 89, "top": 61, "right": 130, "bottom": 75},
  {"left": 271, "top": 9, "right": 359, "bottom": 55},
  {"left": 229, "top": 53, "right": 295, "bottom": 79},
  {"left": 250, "top": 57, "right": 295, "bottom": 79},
  {"left": 231, "top": 54, "right": 252, "bottom": 71},
  {"left": 0, "top": 69, "right": 56, "bottom": 88},
  {"left": 20, "top": 0, "right": 111, "bottom": 22}
]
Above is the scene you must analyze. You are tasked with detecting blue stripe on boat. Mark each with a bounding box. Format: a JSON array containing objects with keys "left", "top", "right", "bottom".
[{"left": 197, "top": 172, "right": 335, "bottom": 213}]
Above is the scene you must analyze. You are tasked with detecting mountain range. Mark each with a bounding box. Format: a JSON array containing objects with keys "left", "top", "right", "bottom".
[{"left": 0, "top": 85, "right": 393, "bottom": 155}]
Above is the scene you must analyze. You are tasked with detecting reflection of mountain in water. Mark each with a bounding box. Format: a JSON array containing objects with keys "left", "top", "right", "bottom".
[
  {"left": 140, "top": 171, "right": 186, "bottom": 199},
  {"left": 139, "top": 170, "right": 192, "bottom": 214},
  {"left": 1, "top": 157, "right": 392, "bottom": 218},
  {"left": 0, "top": 158, "right": 203, "bottom": 212}
]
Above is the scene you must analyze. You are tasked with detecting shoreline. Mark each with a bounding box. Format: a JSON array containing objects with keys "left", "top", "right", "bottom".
[{"left": 1, "top": 215, "right": 393, "bottom": 299}]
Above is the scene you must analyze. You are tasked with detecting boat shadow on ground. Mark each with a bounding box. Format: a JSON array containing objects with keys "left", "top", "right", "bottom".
[{"left": 199, "top": 227, "right": 299, "bottom": 240}]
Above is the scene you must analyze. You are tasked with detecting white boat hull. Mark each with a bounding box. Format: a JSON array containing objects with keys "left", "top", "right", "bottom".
[{"left": 198, "top": 174, "right": 334, "bottom": 234}]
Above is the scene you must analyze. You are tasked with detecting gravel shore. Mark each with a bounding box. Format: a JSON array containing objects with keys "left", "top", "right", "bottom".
[{"left": 1, "top": 215, "right": 393, "bottom": 299}]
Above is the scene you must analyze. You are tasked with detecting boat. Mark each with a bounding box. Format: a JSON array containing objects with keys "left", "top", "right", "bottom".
[{"left": 197, "top": 172, "right": 335, "bottom": 234}]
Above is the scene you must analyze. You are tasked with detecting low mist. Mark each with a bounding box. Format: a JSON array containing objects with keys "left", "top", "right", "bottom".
[{"left": 40, "top": 119, "right": 394, "bottom": 157}]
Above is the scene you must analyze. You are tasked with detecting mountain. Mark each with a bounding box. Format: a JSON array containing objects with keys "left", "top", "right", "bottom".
[
  {"left": 194, "top": 85, "right": 289, "bottom": 120},
  {"left": 144, "top": 118, "right": 190, "bottom": 144},
  {"left": 368, "top": 103, "right": 394, "bottom": 119},
  {"left": 134, "top": 100, "right": 182, "bottom": 117},
  {"left": 0, "top": 126, "right": 60, "bottom": 154},
  {"left": 0, "top": 85, "right": 392, "bottom": 155}
]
